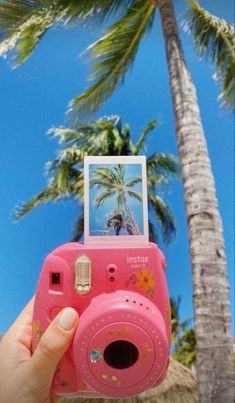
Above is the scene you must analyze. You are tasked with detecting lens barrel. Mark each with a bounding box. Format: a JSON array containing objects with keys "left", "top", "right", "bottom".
[{"left": 73, "top": 290, "right": 169, "bottom": 397}]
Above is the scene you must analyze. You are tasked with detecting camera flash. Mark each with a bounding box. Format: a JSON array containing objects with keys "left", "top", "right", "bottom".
[{"left": 74, "top": 255, "right": 91, "bottom": 294}]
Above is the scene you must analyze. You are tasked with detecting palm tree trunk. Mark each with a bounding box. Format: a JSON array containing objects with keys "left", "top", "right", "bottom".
[
  {"left": 122, "top": 195, "right": 141, "bottom": 235},
  {"left": 157, "top": 0, "right": 234, "bottom": 401}
]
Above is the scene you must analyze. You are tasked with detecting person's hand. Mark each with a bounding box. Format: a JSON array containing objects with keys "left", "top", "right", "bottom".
[{"left": 0, "top": 296, "right": 79, "bottom": 403}]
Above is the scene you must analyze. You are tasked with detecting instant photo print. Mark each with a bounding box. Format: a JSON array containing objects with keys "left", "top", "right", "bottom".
[{"left": 84, "top": 156, "right": 149, "bottom": 245}]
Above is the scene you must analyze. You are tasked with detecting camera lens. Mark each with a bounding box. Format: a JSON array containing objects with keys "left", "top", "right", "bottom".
[{"left": 104, "top": 340, "right": 139, "bottom": 369}]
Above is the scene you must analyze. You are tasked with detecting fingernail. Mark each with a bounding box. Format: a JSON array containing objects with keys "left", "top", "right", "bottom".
[{"left": 58, "top": 307, "right": 78, "bottom": 330}]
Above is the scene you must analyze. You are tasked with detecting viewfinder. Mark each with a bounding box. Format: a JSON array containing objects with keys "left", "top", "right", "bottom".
[
  {"left": 51, "top": 272, "right": 60, "bottom": 284},
  {"left": 50, "top": 272, "right": 62, "bottom": 292}
]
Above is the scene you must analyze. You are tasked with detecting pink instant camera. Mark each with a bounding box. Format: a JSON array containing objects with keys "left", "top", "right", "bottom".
[{"left": 32, "top": 242, "right": 171, "bottom": 398}]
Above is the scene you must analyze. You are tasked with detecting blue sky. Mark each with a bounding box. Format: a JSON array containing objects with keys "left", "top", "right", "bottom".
[{"left": 0, "top": 0, "right": 234, "bottom": 334}]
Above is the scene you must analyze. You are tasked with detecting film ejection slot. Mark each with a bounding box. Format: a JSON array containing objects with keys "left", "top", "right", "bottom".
[{"left": 74, "top": 255, "right": 91, "bottom": 294}]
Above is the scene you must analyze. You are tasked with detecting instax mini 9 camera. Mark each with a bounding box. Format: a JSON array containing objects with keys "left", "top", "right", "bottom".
[{"left": 32, "top": 242, "right": 171, "bottom": 398}]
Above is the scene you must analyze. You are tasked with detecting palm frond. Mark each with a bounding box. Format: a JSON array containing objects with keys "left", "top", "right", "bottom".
[
  {"left": 147, "top": 152, "right": 179, "bottom": 176},
  {"left": 54, "top": 161, "right": 70, "bottom": 193},
  {"left": 94, "top": 189, "right": 115, "bottom": 206},
  {"left": 126, "top": 175, "right": 142, "bottom": 187},
  {"left": 0, "top": 2, "right": 62, "bottom": 64},
  {"left": 113, "top": 164, "right": 125, "bottom": 181},
  {"left": 71, "top": 211, "right": 84, "bottom": 241},
  {"left": 148, "top": 193, "right": 176, "bottom": 243},
  {"left": 49, "top": 116, "right": 130, "bottom": 157},
  {"left": 48, "top": 126, "right": 86, "bottom": 145},
  {"left": 60, "top": 0, "right": 133, "bottom": 23},
  {"left": 126, "top": 189, "right": 142, "bottom": 202},
  {"left": 89, "top": 167, "right": 115, "bottom": 185},
  {"left": 185, "top": 0, "right": 235, "bottom": 109},
  {"left": 0, "top": 0, "right": 131, "bottom": 64},
  {"left": 14, "top": 162, "right": 82, "bottom": 220},
  {"left": 0, "top": 1, "right": 46, "bottom": 32},
  {"left": 133, "top": 118, "right": 157, "bottom": 154},
  {"left": 76, "top": 0, "right": 133, "bottom": 22},
  {"left": 56, "top": 147, "right": 85, "bottom": 165},
  {"left": 147, "top": 173, "right": 168, "bottom": 188},
  {"left": 70, "top": 0, "right": 155, "bottom": 117},
  {"left": 148, "top": 219, "right": 158, "bottom": 243},
  {"left": 13, "top": 184, "right": 60, "bottom": 220},
  {"left": 89, "top": 178, "right": 114, "bottom": 190},
  {"left": 121, "top": 123, "right": 135, "bottom": 154},
  {"left": 49, "top": 116, "right": 141, "bottom": 158},
  {"left": 69, "top": 174, "right": 84, "bottom": 200}
]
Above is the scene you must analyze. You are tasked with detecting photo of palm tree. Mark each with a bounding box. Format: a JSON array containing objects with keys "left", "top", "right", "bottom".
[{"left": 89, "top": 163, "right": 143, "bottom": 236}]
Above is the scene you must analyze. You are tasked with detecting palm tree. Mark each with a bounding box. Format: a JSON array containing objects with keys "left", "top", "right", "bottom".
[
  {"left": 170, "top": 297, "right": 196, "bottom": 370},
  {"left": 170, "top": 297, "right": 190, "bottom": 344},
  {"left": 1, "top": 1, "right": 234, "bottom": 400},
  {"left": 173, "top": 327, "right": 196, "bottom": 370},
  {"left": 90, "top": 164, "right": 142, "bottom": 235},
  {"left": 14, "top": 115, "right": 178, "bottom": 244}
]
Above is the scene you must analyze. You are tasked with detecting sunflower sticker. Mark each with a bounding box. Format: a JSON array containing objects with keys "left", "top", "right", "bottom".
[{"left": 125, "top": 269, "right": 155, "bottom": 297}]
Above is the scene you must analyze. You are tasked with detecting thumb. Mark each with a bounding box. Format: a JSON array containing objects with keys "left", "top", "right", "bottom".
[{"left": 30, "top": 307, "right": 78, "bottom": 390}]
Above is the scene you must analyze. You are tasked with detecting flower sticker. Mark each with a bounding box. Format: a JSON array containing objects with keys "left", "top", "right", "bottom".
[
  {"left": 141, "top": 342, "right": 153, "bottom": 367},
  {"left": 125, "top": 269, "right": 155, "bottom": 297},
  {"left": 32, "top": 320, "right": 43, "bottom": 344}
]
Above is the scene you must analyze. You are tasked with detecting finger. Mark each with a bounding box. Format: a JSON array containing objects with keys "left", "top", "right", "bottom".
[
  {"left": 7, "top": 296, "right": 35, "bottom": 335},
  {"left": 30, "top": 307, "right": 78, "bottom": 389},
  {"left": 1, "top": 296, "right": 35, "bottom": 360}
]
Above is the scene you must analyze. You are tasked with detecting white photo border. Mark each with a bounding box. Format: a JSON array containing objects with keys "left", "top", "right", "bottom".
[{"left": 84, "top": 156, "right": 149, "bottom": 245}]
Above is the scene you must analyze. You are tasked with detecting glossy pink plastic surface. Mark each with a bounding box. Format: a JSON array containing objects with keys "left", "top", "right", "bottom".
[{"left": 32, "top": 242, "right": 171, "bottom": 398}]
